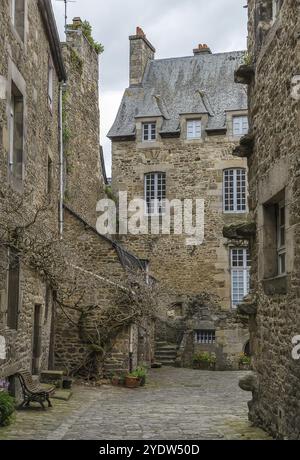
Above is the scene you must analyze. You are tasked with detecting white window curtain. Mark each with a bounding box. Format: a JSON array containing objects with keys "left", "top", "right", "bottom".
[{"left": 187, "top": 120, "right": 201, "bottom": 139}]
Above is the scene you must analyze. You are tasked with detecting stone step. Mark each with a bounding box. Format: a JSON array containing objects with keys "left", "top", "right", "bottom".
[
  {"left": 155, "top": 353, "right": 177, "bottom": 359},
  {"left": 155, "top": 349, "right": 177, "bottom": 354},
  {"left": 155, "top": 341, "right": 168, "bottom": 347},
  {"left": 155, "top": 355, "right": 176, "bottom": 362},
  {"left": 160, "top": 361, "right": 176, "bottom": 366}
]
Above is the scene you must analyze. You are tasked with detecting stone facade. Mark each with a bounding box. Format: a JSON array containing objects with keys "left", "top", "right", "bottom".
[
  {"left": 109, "top": 29, "right": 251, "bottom": 370},
  {"left": 236, "top": 0, "right": 300, "bottom": 440},
  {"left": 0, "top": 0, "right": 65, "bottom": 387},
  {"left": 62, "top": 18, "right": 104, "bottom": 226}
]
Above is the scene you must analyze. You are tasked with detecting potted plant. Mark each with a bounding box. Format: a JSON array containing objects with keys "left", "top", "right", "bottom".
[
  {"left": 131, "top": 367, "right": 147, "bottom": 386},
  {"left": 238, "top": 353, "right": 251, "bottom": 370},
  {"left": 193, "top": 352, "right": 216, "bottom": 370},
  {"left": 125, "top": 373, "right": 140, "bottom": 389},
  {"left": 0, "top": 392, "right": 15, "bottom": 427}
]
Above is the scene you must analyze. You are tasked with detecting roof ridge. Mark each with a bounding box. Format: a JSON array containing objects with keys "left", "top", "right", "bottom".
[{"left": 151, "top": 50, "right": 246, "bottom": 63}]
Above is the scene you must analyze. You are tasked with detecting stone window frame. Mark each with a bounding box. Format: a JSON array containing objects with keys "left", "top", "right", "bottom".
[
  {"left": 223, "top": 168, "right": 247, "bottom": 214},
  {"left": 10, "top": 0, "right": 27, "bottom": 45},
  {"left": 225, "top": 109, "right": 249, "bottom": 140},
  {"left": 144, "top": 171, "right": 167, "bottom": 216},
  {"left": 7, "top": 61, "right": 27, "bottom": 192},
  {"left": 230, "top": 247, "right": 250, "bottom": 309},
  {"left": 195, "top": 330, "right": 216, "bottom": 345},
  {"left": 181, "top": 113, "right": 208, "bottom": 143},
  {"left": 136, "top": 116, "right": 163, "bottom": 148}
]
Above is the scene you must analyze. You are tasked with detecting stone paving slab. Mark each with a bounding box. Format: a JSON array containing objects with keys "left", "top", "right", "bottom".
[{"left": 0, "top": 368, "right": 272, "bottom": 440}]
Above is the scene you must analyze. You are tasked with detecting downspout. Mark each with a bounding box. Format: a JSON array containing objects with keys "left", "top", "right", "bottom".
[{"left": 59, "top": 82, "right": 65, "bottom": 237}]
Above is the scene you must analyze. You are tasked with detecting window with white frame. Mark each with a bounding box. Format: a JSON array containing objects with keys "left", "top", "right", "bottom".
[
  {"left": 195, "top": 330, "right": 216, "bottom": 344},
  {"left": 231, "top": 248, "right": 250, "bottom": 308},
  {"left": 48, "top": 57, "right": 54, "bottom": 111},
  {"left": 9, "top": 82, "right": 24, "bottom": 182},
  {"left": 277, "top": 201, "right": 286, "bottom": 275},
  {"left": 11, "top": 0, "right": 25, "bottom": 41},
  {"left": 224, "top": 169, "right": 247, "bottom": 213},
  {"left": 143, "top": 122, "right": 156, "bottom": 142},
  {"left": 233, "top": 116, "right": 249, "bottom": 137},
  {"left": 187, "top": 119, "right": 201, "bottom": 139},
  {"left": 144, "top": 172, "right": 166, "bottom": 215}
]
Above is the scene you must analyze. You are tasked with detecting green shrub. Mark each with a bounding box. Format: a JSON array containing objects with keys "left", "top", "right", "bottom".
[
  {"left": 193, "top": 352, "right": 216, "bottom": 364},
  {"left": 0, "top": 392, "right": 15, "bottom": 427},
  {"left": 238, "top": 353, "right": 251, "bottom": 366}
]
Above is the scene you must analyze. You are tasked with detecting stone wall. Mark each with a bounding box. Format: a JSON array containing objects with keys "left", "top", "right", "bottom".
[
  {"left": 240, "top": 0, "right": 300, "bottom": 439},
  {"left": 0, "top": 0, "right": 62, "bottom": 385},
  {"left": 62, "top": 18, "right": 105, "bottom": 227}
]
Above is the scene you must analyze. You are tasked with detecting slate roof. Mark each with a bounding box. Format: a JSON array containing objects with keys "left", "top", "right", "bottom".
[{"left": 108, "top": 51, "right": 247, "bottom": 138}]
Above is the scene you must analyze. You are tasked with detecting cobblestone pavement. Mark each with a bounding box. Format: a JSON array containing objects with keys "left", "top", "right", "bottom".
[{"left": 0, "top": 368, "right": 272, "bottom": 440}]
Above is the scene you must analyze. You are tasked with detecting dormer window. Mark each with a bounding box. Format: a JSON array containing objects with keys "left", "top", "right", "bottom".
[
  {"left": 233, "top": 116, "right": 248, "bottom": 137},
  {"left": 187, "top": 120, "right": 201, "bottom": 139},
  {"left": 143, "top": 122, "right": 156, "bottom": 142}
]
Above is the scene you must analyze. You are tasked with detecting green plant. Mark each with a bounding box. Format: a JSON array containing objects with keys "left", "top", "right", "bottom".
[
  {"left": 131, "top": 367, "right": 147, "bottom": 379},
  {"left": 70, "top": 48, "right": 83, "bottom": 73},
  {"left": 243, "top": 52, "right": 252, "bottom": 66},
  {"left": 69, "top": 20, "right": 104, "bottom": 55},
  {"left": 193, "top": 352, "right": 216, "bottom": 364},
  {"left": 238, "top": 353, "right": 251, "bottom": 366},
  {"left": 0, "top": 392, "right": 15, "bottom": 427}
]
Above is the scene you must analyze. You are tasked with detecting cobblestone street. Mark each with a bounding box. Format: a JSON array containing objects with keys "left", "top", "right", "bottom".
[{"left": 0, "top": 368, "right": 271, "bottom": 440}]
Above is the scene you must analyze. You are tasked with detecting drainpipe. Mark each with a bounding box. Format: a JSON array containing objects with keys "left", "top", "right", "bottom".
[
  {"left": 59, "top": 82, "right": 65, "bottom": 237},
  {"left": 129, "top": 324, "right": 134, "bottom": 373}
]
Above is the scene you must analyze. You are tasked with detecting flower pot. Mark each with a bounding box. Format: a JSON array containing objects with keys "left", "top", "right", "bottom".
[
  {"left": 111, "top": 377, "right": 120, "bottom": 386},
  {"left": 125, "top": 376, "right": 140, "bottom": 389},
  {"left": 62, "top": 378, "right": 73, "bottom": 390}
]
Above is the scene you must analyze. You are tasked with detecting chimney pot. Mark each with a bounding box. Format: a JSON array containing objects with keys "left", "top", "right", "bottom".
[
  {"left": 136, "top": 26, "right": 146, "bottom": 38},
  {"left": 193, "top": 43, "right": 212, "bottom": 55},
  {"left": 72, "top": 17, "right": 83, "bottom": 27}
]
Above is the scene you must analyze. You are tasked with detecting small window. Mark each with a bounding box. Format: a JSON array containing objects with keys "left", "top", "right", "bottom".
[
  {"left": 187, "top": 120, "right": 201, "bottom": 139},
  {"left": 144, "top": 172, "right": 166, "bottom": 215},
  {"left": 231, "top": 248, "right": 250, "bottom": 308},
  {"left": 233, "top": 116, "right": 249, "bottom": 137},
  {"left": 9, "top": 82, "right": 24, "bottom": 182},
  {"left": 223, "top": 169, "right": 247, "bottom": 213},
  {"left": 48, "top": 57, "right": 54, "bottom": 111},
  {"left": 11, "top": 0, "right": 25, "bottom": 41},
  {"left": 277, "top": 201, "right": 286, "bottom": 275},
  {"left": 143, "top": 122, "right": 156, "bottom": 142},
  {"left": 195, "top": 330, "right": 216, "bottom": 344},
  {"left": 7, "top": 249, "right": 20, "bottom": 330}
]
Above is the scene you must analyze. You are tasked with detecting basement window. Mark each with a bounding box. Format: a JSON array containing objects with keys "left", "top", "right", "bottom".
[
  {"left": 9, "top": 82, "right": 24, "bottom": 183},
  {"left": 144, "top": 172, "right": 166, "bottom": 215},
  {"left": 143, "top": 122, "right": 156, "bottom": 142},
  {"left": 195, "top": 330, "right": 216, "bottom": 345},
  {"left": 187, "top": 120, "right": 201, "bottom": 139},
  {"left": 11, "top": 0, "right": 25, "bottom": 42}
]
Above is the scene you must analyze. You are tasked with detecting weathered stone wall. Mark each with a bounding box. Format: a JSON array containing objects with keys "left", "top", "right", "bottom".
[
  {"left": 0, "top": 0, "right": 61, "bottom": 383},
  {"left": 112, "top": 122, "right": 250, "bottom": 368},
  {"left": 242, "top": 0, "right": 300, "bottom": 439},
  {"left": 62, "top": 19, "right": 105, "bottom": 227}
]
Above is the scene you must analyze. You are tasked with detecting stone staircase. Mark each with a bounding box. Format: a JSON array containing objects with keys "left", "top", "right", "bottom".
[{"left": 155, "top": 342, "right": 178, "bottom": 367}]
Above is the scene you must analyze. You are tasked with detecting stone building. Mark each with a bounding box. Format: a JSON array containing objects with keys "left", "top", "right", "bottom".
[
  {"left": 0, "top": 2, "right": 152, "bottom": 391},
  {"left": 109, "top": 28, "right": 252, "bottom": 369},
  {"left": 0, "top": 0, "right": 66, "bottom": 382},
  {"left": 235, "top": 0, "right": 300, "bottom": 439}
]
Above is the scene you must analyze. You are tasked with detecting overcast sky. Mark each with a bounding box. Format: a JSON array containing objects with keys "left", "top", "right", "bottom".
[{"left": 52, "top": 0, "right": 248, "bottom": 177}]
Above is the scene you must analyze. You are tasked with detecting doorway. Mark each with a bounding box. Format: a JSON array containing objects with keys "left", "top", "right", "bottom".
[{"left": 32, "top": 304, "right": 42, "bottom": 375}]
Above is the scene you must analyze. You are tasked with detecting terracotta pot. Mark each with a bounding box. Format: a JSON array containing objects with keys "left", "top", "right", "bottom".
[{"left": 125, "top": 376, "right": 140, "bottom": 389}]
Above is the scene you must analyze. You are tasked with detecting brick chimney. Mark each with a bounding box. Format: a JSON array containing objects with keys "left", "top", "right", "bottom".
[
  {"left": 193, "top": 44, "right": 212, "bottom": 55},
  {"left": 129, "top": 27, "right": 156, "bottom": 86}
]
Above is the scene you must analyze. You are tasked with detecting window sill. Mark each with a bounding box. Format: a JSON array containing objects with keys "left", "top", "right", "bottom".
[{"left": 262, "top": 275, "right": 287, "bottom": 296}]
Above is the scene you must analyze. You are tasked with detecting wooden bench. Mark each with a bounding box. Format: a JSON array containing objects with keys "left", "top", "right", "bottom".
[{"left": 16, "top": 370, "right": 55, "bottom": 410}]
